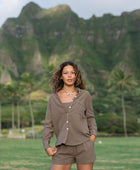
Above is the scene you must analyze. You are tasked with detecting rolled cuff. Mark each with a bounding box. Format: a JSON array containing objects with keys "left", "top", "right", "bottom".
[
  {"left": 89, "top": 130, "right": 97, "bottom": 137},
  {"left": 43, "top": 141, "right": 51, "bottom": 150}
]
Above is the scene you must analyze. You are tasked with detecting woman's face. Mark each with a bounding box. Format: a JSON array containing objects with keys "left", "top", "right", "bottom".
[{"left": 61, "top": 65, "right": 76, "bottom": 86}]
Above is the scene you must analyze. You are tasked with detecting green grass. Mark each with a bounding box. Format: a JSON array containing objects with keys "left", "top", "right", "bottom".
[{"left": 0, "top": 137, "right": 140, "bottom": 170}]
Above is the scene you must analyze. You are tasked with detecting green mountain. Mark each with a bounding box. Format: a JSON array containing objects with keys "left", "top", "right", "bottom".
[
  {"left": 0, "top": 2, "right": 140, "bottom": 89},
  {"left": 0, "top": 2, "right": 140, "bottom": 133}
]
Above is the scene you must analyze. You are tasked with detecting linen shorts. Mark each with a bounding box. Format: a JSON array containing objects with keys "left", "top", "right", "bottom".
[{"left": 52, "top": 139, "right": 96, "bottom": 165}]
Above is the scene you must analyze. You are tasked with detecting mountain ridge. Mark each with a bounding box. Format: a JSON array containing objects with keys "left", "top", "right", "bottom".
[{"left": 0, "top": 2, "right": 140, "bottom": 92}]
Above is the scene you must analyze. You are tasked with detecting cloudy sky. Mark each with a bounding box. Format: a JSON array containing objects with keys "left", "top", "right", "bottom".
[{"left": 0, "top": 0, "right": 140, "bottom": 27}]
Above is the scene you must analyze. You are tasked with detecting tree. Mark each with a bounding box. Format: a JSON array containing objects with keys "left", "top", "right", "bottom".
[
  {"left": 0, "top": 83, "right": 4, "bottom": 136},
  {"left": 107, "top": 68, "right": 138, "bottom": 137},
  {"left": 5, "top": 83, "right": 18, "bottom": 131},
  {"left": 14, "top": 81, "right": 22, "bottom": 134},
  {"left": 21, "top": 73, "right": 35, "bottom": 137}
]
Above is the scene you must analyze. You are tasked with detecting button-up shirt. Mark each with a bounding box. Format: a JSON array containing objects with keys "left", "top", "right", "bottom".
[{"left": 42, "top": 88, "right": 97, "bottom": 149}]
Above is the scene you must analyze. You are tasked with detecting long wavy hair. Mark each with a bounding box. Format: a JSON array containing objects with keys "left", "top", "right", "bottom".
[{"left": 50, "top": 61, "right": 86, "bottom": 93}]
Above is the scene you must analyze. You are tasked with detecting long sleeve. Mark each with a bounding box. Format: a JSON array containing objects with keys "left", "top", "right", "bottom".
[
  {"left": 42, "top": 96, "right": 54, "bottom": 149},
  {"left": 85, "top": 92, "right": 97, "bottom": 136},
  {"left": 42, "top": 89, "right": 97, "bottom": 148}
]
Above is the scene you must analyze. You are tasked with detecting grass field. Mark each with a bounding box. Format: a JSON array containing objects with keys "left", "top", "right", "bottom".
[{"left": 0, "top": 137, "right": 140, "bottom": 170}]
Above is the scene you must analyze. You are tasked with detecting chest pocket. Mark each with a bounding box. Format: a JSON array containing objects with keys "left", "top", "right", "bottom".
[
  {"left": 74, "top": 101, "right": 86, "bottom": 118},
  {"left": 74, "top": 101, "right": 89, "bottom": 134}
]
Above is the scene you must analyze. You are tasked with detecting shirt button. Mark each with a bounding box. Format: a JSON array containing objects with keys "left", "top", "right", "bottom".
[
  {"left": 66, "top": 128, "right": 69, "bottom": 130},
  {"left": 69, "top": 106, "right": 71, "bottom": 108}
]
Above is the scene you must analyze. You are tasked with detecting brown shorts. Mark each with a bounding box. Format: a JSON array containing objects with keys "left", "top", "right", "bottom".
[{"left": 52, "top": 139, "right": 96, "bottom": 165}]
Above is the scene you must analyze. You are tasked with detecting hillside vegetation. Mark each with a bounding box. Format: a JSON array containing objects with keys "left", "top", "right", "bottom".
[{"left": 0, "top": 2, "right": 140, "bottom": 134}]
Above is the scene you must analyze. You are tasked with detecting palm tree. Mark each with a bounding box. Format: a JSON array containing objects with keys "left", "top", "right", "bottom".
[
  {"left": 13, "top": 81, "right": 22, "bottom": 134},
  {"left": 107, "top": 68, "right": 138, "bottom": 137},
  {"left": 4, "top": 81, "right": 23, "bottom": 135},
  {"left": 21, "top": 73, "right": 35, "bottom": 137},
  {"left": 5, "top": 83, "right": 17, "bottom": 131},
  {"left": 16, "top": 83, "right": 22, "bottom": 135},
  {"left": 0, "top": 83, "right": 3, "bottom": 136}
]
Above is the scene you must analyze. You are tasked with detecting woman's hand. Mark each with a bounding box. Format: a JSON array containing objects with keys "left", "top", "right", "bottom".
[
  {"left": 90, "top": 134, "right": 96, "bottom": 142},
  {"left": 45, "top": 147, "right": 57, "bottom": 156}
]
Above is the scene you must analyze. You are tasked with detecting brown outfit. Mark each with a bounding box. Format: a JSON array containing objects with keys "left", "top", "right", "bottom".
[
  {"left": 52, "top": 139, "right": 96, "bottom": 165},
  {"left": 42, "top": 88, "right": 97, "bottom": 164}
]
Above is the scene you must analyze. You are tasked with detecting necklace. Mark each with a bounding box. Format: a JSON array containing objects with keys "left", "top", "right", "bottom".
[{"left": 63, "top": 88, "right": 75, "bottom": 96}]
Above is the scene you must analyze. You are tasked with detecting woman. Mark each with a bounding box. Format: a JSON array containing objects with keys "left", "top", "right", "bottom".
[{"left": 43, "top": 61, "right": 97, "bottom": 170}]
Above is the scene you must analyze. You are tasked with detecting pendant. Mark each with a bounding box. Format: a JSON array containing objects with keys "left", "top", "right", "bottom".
[
  {"left": 66, "top": 92, "right": 74, "bottom": 96},
  {"left": 63, "top": 88, "right": 75, "bottom": 96}
]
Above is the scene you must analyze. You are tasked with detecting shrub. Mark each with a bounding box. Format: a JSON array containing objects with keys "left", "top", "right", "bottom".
[{"left": 96, "top": 113, "right": 139, "bottom": 134}]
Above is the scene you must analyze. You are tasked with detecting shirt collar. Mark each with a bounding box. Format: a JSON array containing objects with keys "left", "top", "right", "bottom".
[{"left": 75, "top": 87, "right": 82, "bottom": 94}]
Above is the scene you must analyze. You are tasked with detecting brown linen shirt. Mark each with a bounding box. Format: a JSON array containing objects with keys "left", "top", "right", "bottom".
[{"left": 42, "top": 88, "right": 97, "bottom": 149}]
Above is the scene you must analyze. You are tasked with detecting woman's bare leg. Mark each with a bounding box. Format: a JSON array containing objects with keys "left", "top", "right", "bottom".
[
  {"left": 51, "top": 164, "right": 72, "bottom": 170},
  {"left": 77, "top": 163, "right": 93, "bottom": 170}
]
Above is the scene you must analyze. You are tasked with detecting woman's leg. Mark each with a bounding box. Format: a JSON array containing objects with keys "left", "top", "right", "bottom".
[
  {"left": 77, "top": 163, "right": 93, "bottom": 170},
  {"left": 51, "top": 164, "right": 72, "bottom": 170}
]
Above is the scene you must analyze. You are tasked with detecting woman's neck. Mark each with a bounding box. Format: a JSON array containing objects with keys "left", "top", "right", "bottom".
[
  {"left": 62, "top": 85, "right": 76, "bottom": 96},
  {"left": 63, "top": 85, "right": 75, "bottom": 92}
]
